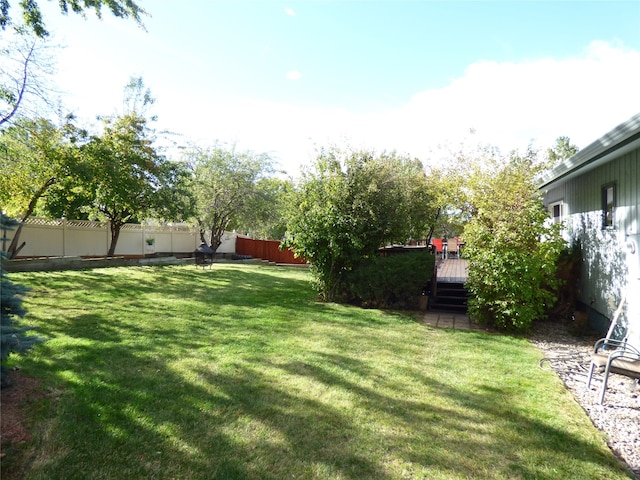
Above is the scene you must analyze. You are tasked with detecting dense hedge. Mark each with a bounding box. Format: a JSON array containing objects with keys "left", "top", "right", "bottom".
[{"left": 345, "top": 250, "right": 435, "bottom": 309}]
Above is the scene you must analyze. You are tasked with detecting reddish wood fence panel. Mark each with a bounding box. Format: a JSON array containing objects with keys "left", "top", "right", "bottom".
[{"left": 235, "top": 237, "right": 306, "bottom": 264}]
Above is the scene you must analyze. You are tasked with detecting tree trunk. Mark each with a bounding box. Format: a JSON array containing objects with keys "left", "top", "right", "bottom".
[
  {"left": 196, "top": 218, "right": 207, "bottom": 244},
  {"left": 425, "top": 206, "right": 442, "bottom": 246},
  {"left": 209, "top": 230, "right": 222, "bottom": 254},
  {"left": 6, "top": 177, "right": 56, "bottom": 259},
  {"left": 6, "top": 232, "right": 26, "bottom": 259},
  {"left": 209, "top": 217, "right": 231, "bottom": 253},
  {"left": 0, "top": 43, "right": 35, "bottom": 126},
  {"left": 324, "top": 261, "right": 339, "bottom": 302},
  {"left": 107, "top": 222, "right": 122, "bottom": 257}
]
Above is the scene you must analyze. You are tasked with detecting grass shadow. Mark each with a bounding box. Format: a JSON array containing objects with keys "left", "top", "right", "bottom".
[{"left": 2, "top": 264, "right": 632, "bottom": 479}]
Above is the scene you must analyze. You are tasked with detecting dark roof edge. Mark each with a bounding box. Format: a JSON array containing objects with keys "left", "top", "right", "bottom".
[{"left": 538, "top": 112, "right": 640, "bottom": 189}]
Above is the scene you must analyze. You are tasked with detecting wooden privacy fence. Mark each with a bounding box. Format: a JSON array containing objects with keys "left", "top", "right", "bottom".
[{"left": 235, "top": 236, "right": 306, "bottom": 264}]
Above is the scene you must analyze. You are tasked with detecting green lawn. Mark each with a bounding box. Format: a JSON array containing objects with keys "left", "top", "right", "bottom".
[{"left": 2, "top": 264, "right": 633, "bottom": 479}]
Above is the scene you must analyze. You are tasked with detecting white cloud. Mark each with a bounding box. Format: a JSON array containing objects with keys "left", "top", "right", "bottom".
[
  {"left": 162, "top": 40, "right": 640, "bottom": 177},
  {"left": 284, "top": 7, "right": 296, "bottom": 16},
  {"left": 51, "top": 36, "right": 640, "bottom": 178},
  {"left": 338, "top": 40, "right": 640, "bottom": 165}
]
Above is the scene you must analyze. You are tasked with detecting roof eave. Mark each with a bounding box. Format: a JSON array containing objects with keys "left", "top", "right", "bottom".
[{"left": 538, "top": 113, "right": 640, "bottom": 191}]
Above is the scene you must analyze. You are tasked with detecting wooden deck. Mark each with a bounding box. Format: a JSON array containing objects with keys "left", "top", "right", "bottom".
[{"left": 436, "top": 258, "right": 468, "bottom": 283}]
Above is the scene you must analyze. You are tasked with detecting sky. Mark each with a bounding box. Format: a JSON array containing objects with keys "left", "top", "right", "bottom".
[{"left": 32, "top": 0, "right": 640, "bottom": 176}]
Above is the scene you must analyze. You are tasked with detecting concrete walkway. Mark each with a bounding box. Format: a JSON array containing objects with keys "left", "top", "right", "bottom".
[
  {"left": 424, "top": 258, "right": 487, "bottom": 331},
  {"left": 422, "top": 311, "right": 481, "bottom": 331}
]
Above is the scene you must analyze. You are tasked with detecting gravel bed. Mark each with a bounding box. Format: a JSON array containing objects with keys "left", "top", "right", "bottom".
[{"left": 529, "top": 321, "right": 639, "bottom": 479}]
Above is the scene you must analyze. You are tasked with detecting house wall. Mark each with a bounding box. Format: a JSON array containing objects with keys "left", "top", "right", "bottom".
[{"left": 543, "top": 146, "right": 640, "bottom": 343}]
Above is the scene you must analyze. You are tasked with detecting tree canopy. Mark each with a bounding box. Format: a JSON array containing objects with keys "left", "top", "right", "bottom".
[
  {"left": 0, "top": 117, "right": 67, "bottom": 218},
  {"left": 66, "top": 112, "right": 192, "bottom": 256},
  {"left": 186, "top": 144, "right": 275, "bottom": 252},
  {"left": 0, "top": 0, "right": 146, "bottom": 37},
  {"left": 545, "top": 136, "right": 579, "bottom": 168},
  {"left": 230, "top": 176, "right": 293, "bottom": 241},
  {"left": 0, "top": 116, "right": 82, "bottom": 257}
]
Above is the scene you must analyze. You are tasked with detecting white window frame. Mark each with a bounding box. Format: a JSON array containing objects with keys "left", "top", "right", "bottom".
[
  {"left": 549, "top": 201, "right": 564, "bottom": 224},
  {"left": 602, "top": 183, "right": 616, "bottom": 229}
]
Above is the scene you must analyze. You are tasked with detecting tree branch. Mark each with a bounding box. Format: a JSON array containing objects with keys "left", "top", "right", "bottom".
[
  {"left": 0, "top": 41, "right": 35, "bottom": 126},
  {"left": 7, "top": 175, "right": 56, "bottom": 258}
]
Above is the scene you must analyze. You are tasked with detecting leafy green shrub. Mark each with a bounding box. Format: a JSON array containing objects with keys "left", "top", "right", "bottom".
[
  {"left": 345, "top": 250, "right": 435, "bottom": 309},
  {"left": 283, "top": 147, "right": 438, "bottom": 301},
  {"left": 463, "top": 154, "right": 565, "bottom": 332}
]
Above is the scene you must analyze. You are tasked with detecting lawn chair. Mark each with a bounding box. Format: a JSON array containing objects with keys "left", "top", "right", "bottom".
[
  {"left": 446, "top": 238, "right": 459, "bottom": 259},
  {"left": 586, "top": 337, "right": 640, "bottom": 404},
  {"left": 585, "top": 290, "right": 640, "bottom": 404}
]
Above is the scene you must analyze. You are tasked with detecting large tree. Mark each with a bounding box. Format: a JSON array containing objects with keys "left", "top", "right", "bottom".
[
  {"left": 66, "top": 112, "right": 192, "bottom": 256},
  {"left": 0, "top": 116, "right": 81, "bottom": 257},
  {"left": 42, "top": 77, "right": 194, "bottom": 256},
  {"left": 283, "top": 146, "right": 436, "bottom": 301},
  {"left": 186, "top": 144, "right": 274, "bottom": 252},
  {"left": 0, "top": 0, "right": 146, "bottom": 38},
  {"left": 229, "top": 176, "right": 293, "bottom": 240},
  {"left": 424, "top": 143, "right": 499, "bottom": 243}
]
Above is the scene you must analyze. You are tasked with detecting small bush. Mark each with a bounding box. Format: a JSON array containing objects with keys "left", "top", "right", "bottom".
[{"left": 345, "top": 250, "right": 435, "bottom": 309}]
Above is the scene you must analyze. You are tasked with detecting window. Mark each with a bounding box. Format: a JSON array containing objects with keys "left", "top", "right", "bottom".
[
  {"left": 549, "top": 201, "right": 564, "bottom": 224},
  {"left": 602, "top": 184, "right": 616, "bottom": 229}
]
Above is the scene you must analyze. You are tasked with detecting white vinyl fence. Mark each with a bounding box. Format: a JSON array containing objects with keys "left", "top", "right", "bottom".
[{"left": 5, "top": 218, "right": 237, "bottom": 258}]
